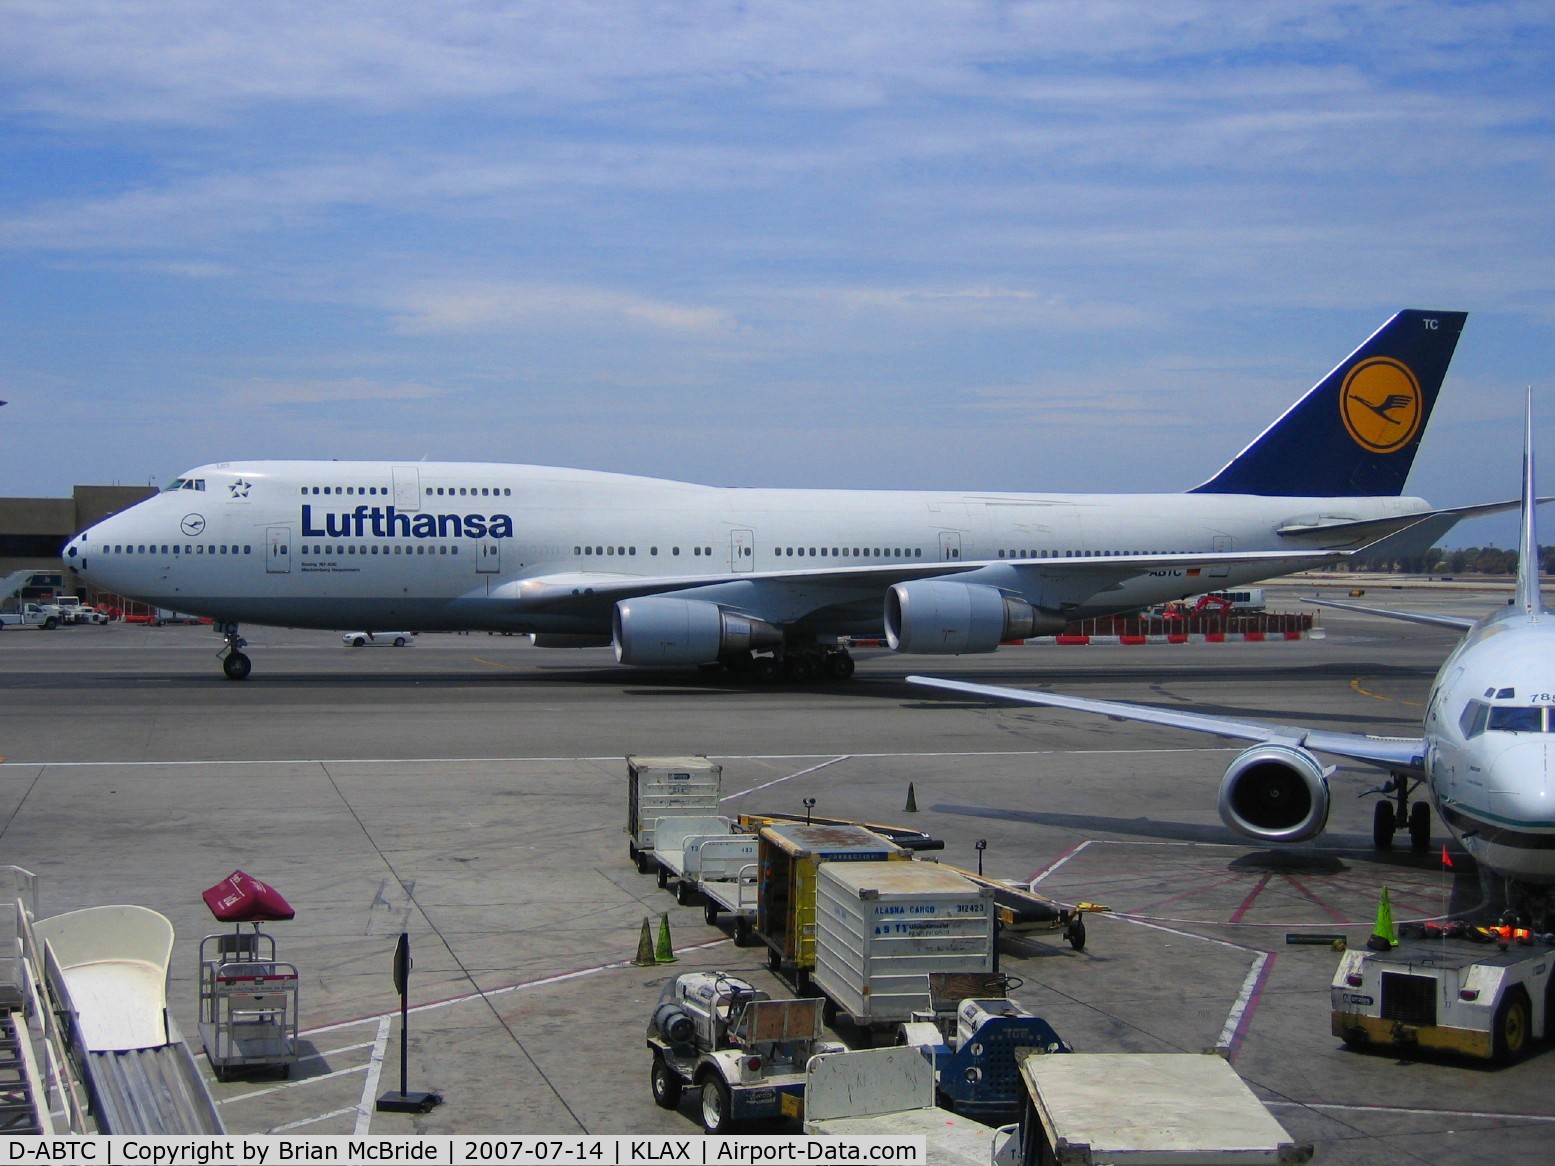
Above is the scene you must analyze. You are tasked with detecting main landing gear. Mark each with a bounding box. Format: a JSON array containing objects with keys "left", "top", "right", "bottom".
[
  {"left": 703, "top": 645, "right": 857, "bottom": 684},
  {"left": 1370, "top": 773, "right": 1430, "bottom": 853},
  {"left": 758, "top": 646, "right": 854, "bottom": 683},
  {"left": 218, "top": 622, "right": 252, "bottom": 681}
]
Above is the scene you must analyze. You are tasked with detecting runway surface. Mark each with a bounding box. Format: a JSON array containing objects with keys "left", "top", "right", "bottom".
[{"left": 1, "top": 580, "right": 1549, "bottom": 1161}]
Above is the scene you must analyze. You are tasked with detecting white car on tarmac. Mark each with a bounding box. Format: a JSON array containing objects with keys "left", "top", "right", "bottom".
[{"left": 342, "top": 631, "right": 415, "bottom": 647}]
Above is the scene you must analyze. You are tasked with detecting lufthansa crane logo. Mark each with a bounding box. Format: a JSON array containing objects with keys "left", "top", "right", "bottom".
[
  {"left": 1340, "top": 357, "right": 1423, "bottom": 454},
  {"left": 181, "top": 513, "right": 206, "bottom": 536}
]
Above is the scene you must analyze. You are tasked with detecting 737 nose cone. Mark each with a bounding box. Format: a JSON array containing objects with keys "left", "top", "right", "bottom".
[{"left": 1487, "top": 739, "right": 1555, "bottom": 824}]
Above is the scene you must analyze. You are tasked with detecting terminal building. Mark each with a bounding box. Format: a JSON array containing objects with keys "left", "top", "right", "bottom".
[{"left": 1, "top": 485, "right": 155, "bottom": 603}]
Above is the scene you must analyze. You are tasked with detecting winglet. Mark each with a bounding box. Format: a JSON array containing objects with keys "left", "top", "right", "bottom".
[
  {"left": 1516, "top": 388, "right": 1543, "bottom": 619},
  {"left": 1192, "top": 310, "right": 1466, "bottom": 498}
]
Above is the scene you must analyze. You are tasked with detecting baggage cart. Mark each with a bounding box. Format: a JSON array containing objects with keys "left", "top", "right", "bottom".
[{"left": 626, "top": 756, "right": 722, "bottom": 872}]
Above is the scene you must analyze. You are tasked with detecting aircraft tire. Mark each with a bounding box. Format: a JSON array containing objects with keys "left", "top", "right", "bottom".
[
  {"left": 783, "top": 654, "right": 818, "bottom": 682},
  {"left": 824, "top": 652, "right": 856, "bottom": 681},
  {"left": 1372, "top": 800, "right": 1396, "bottom": 851},
  {"left": 1066, "top": 916, "right": 1087, "bottom": 951},
  {"left": 223, "top": 652, "right": 252, "bottom": 681},
  {"left": 1408, "top": 802, "right": 1431, "bottom": 853}
]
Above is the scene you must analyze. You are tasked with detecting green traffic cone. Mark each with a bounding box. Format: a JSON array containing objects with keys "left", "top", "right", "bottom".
[
  {"left": 655, "top": 912, "right": 677, "bottom": 963},
  {"left": 905, "top": 782, "right": 918, "bottom": 813},
  {"left": 1366, "top": 886, "right": 1398, "bottom": 951}
]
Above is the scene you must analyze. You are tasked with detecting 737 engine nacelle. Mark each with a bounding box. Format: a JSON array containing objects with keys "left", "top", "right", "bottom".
[
  {"left": 1217, "top": 743, "right": 1332, "bottom": 844},
  {"left": 885, "top": 581, "right": 1065, "bottom": 655},
  {"left": 613, "top": 597, "right": 783, "bottom": 666}
]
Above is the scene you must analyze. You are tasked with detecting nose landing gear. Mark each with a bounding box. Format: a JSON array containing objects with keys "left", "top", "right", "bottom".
[
  {"left": 1369, "top": 774, "right": 1430, "bottom": 853},
  {"left": 218, "top": 623, "right": 252, "bottom": 681}
]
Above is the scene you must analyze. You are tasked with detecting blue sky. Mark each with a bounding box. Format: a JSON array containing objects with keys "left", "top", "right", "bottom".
[{"left": 4, "top": 2, "right": 1554, "bottom": 546}]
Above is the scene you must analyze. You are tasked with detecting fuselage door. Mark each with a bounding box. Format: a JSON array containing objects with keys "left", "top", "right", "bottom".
[
  {"left": 266, "top": 526, "right": 292, "bottom": 574},
  {"left": 477, "top": 539, "right": 500, "bottom": 574},
  {"left": 939, "top": 532, "right": 962, "bottom": 561},
  {"left": 1209, "top": 534, "right": 1233, "bottom": 578},
  {"left": 393, "top": 466, "right": 422, "bottom": 512},
  {"left": 732, "top": 529, "right": 755, "bottom": 572}
]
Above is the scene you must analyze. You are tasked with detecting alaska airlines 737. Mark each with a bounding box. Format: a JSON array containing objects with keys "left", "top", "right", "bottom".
[
  {"left": 66, "top": 310, "right": 1500, "bottom": 682},
  {"left": 911, "top": 392, "right": 1555, "bottom": 922}
]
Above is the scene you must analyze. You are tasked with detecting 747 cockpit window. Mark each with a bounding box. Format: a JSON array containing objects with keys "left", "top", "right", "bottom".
[
  {"left": 162, "top": 477, "right": 206, "bottom": 492},
  {"left": 1461, "top": 699, "right": 1551, "bottom": 738}
]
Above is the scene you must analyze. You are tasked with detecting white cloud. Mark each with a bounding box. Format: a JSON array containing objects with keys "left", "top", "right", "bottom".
[{"left": 388, "top": 282, "right": 729, "bottom": 335}]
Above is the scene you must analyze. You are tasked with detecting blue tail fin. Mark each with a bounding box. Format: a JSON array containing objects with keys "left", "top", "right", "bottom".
[{"left": 1191, "top": 310, "right": 1467, "bottom": 497}]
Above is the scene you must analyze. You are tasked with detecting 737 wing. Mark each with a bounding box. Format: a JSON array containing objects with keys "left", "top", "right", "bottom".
[{"left": 906, "top": 674, "right": 1425, "bottom": 773}]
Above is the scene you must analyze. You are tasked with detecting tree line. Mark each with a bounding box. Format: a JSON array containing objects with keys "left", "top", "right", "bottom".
[{"left": 1346, "top": 546, "right": 1555, "bottom": 576}]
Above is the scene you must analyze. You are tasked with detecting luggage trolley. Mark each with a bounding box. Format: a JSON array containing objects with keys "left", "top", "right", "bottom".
[{"left": 196, "top": 871, "right": 299, "bottom": 1080}]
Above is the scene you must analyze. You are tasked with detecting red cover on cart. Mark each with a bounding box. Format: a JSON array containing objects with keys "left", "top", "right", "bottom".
[{"left": 202, "top": 870, "right": 295, "bottom": 922}]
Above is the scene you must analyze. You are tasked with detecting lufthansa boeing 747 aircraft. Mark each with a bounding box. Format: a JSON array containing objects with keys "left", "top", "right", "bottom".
[
  {"left": 912, "top": 393, "right": 1555, "bottom": 921},
  {"left": 66, "top": 310, "right": 1503, "bottom": 681}
]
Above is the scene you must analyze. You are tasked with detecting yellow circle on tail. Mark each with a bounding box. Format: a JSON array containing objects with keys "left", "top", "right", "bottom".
[{"left": 1340, "top": 358, "right": 1423, "bottom": 453}]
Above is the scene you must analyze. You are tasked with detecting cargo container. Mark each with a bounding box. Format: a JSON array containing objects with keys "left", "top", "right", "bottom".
[
  {"left": 625, "top": 756, "right": 722, "bottom": 872},
  {"left": 754, "top": 822, "right": 905, "bottom": 985},
  {"left": 993, "top": 1053, "right": 1311, "bottom": 1164},
  {"left": 811, "top": 860, "right": 997, "bottom": 1030}
]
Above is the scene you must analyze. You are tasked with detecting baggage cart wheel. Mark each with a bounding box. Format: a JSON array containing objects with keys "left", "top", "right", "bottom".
[
  {"left": 675, "top": 879, "right": 695, "bottom": 906},
  {"left": 650, "top": 1054, "right": 682, "bottom": 1109},
  {"left": 657, "top": 864, "right": 670, "bottom": 888},
  {"left": 636, "top": 850, "right": 653, "bottom": 874},
  {"left": 766, "top": 946, "right": 781, "bottom": 972},
  {"left": 733, "top": 918, "right": 751, "bottom": 947},
  {"left": 703, "top": 899, "right": 719, "bottom": 926}
]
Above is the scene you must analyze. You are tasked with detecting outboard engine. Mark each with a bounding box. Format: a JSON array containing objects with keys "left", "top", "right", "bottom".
[{"left": 1217, "top": 743, "right": 1332, "bottom": 843}]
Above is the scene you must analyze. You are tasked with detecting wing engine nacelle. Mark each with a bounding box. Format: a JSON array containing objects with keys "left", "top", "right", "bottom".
[
  {"left": 1217, "top": 743, "right": 1331, "bottom": 844},
  {"left": 885, "top": 581, "right": 1064, "bottom": 654},
  {"left": 613, "top": 597, "right": 783, "bottom": 666}
]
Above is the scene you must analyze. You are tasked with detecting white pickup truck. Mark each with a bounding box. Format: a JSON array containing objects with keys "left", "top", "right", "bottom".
[{"left": 0, "top": 604, "right": 49, "bottom": 629}]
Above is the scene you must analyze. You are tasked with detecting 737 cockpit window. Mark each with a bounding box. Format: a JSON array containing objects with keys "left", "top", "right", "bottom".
[
  {"left": 1489, "top": 706, "right": 1547, "bottom": 732},
  {"left": 1462, "top": 700, "right": 1551, "bottom": 737}
]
